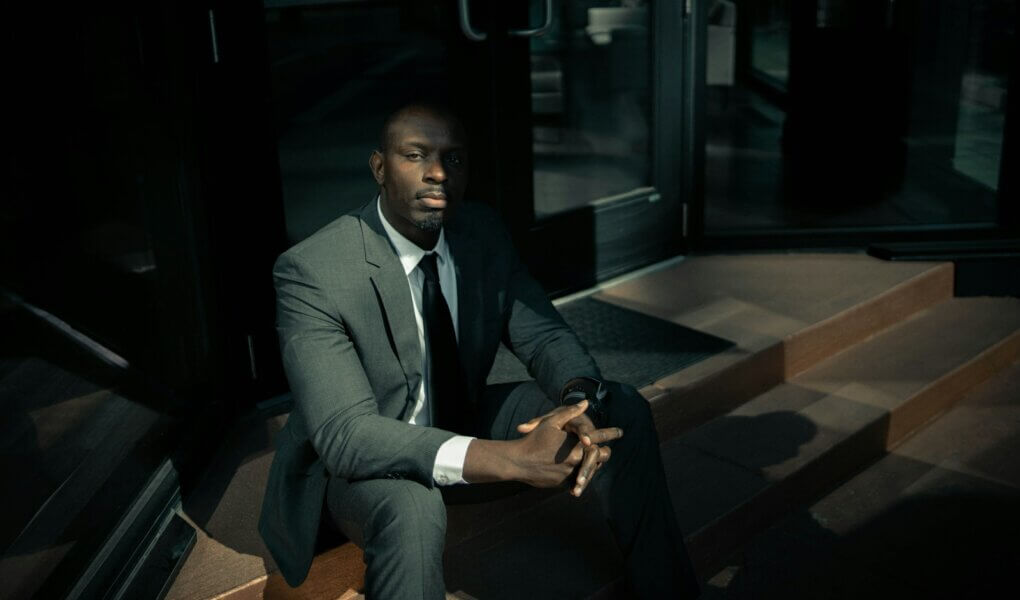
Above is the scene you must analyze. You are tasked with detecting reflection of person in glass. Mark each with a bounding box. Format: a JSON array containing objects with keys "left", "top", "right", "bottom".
[{"left": 259, "top": 103, "right": 699, "bottom": 599}]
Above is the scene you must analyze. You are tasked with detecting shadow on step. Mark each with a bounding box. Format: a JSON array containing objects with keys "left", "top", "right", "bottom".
[{"left": 705, "top": 454, "right": 1020, "bottom": 599}]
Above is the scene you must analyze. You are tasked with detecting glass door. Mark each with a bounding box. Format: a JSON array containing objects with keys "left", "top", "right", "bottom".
[
  {"left": 693, "top": 0, "right": 1015, "bottom": 244},
  {"left": 517, "top": 0, "right": 688, "bottom": 294}
]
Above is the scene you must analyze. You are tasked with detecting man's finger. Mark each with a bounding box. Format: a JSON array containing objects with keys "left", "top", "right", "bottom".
[
  {"left": 572, "top": 445, "right": 600, "bottom": 497},
  {"left": 586, "top": 427, "right": 624, "bottom": 445},
  {"left": 515, "top": 413, "right": 547, "bottom": 434},
  {"left": 516, "top": 402, "right": 590, "bottom": 434},
  {"left": 515, "top": 404, "right": 570, "bottom": 433},
  {"left": 564, "top": 415, "right": 596, "bottom": 446},
  {"left": 560, "top": 440, "right": 586, "bottom": 474},
  {"left": 572, "top": 445, "right": 613, "bottom": 497},
  {"left": 549, "top": 400, "right": 588, "bottom": 429}
]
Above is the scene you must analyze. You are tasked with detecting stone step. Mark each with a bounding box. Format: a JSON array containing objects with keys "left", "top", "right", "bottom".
[
  {"left": 163, "top": 254, "right": 960, "bottom": 600},
  {"left": 702, "top": 359, "right": 1020, "bottom": 598}
]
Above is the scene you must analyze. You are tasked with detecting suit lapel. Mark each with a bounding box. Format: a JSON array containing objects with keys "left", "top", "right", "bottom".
[{"left": 360, "top": 203, "right": 423, "bottom": 405}]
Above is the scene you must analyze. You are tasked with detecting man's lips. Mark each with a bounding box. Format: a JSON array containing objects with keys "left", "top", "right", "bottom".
[{"left": 417, "top": 191, "right": 448, "bottom": 209}]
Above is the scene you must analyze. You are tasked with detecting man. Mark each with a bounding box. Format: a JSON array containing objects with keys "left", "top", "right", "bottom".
[{"left": 259, "top": 103, "right": 698, "bottom": 598}]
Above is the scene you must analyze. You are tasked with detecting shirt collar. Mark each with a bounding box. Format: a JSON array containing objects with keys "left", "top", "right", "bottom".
[{"left": 376, "top": 195, "right": 450, "bottom": 277}]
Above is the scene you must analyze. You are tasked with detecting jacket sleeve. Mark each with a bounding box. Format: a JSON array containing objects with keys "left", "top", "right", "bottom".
[
  {"left": 493, "top": 220, "right": 602, "bottom": 402},
  {"left": 274, "top": 251, "right": 455, "bottom": 485}
]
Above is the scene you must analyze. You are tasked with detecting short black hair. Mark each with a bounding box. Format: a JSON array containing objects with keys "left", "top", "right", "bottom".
[{"left": 377, "top": 102, "right": 465, "bottom": 151}]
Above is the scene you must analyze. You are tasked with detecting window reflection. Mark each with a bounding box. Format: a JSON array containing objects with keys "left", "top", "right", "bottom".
[
  {"left": 749, "top": 0, "right": 789, "bottom": 85},
  {"left": 530, "top": 0, "right": 652, "bottom": 218},
  {"left": 705, "top": 0, "right": 1011, "bottom": 232},
  {"left": 953, "top": 1, "right": 1011, "bottom": 191}
]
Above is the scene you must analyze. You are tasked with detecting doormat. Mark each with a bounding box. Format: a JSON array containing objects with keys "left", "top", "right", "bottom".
[{"left": 486, "top": 297, "right": 734, "bottom": 388}]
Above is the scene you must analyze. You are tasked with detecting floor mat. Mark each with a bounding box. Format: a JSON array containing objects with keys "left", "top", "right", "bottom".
[{"left": 486, "top": 297, "right": 734, "bottom": 388}]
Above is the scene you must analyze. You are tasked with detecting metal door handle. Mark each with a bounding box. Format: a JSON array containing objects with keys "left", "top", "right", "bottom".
[
  {"left": 510, "top": 0, "right": 553, "bottom": 38},
  {"left": 457, "top": 0, "right": 486, "bottom": 41},
  {"left": 458, "top": 0, "right": 554, "bottom": 42}
]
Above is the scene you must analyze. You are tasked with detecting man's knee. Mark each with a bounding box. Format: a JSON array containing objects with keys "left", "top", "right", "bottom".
[{"left": 364, "top": 480, "right": 447, "bottom": 551}]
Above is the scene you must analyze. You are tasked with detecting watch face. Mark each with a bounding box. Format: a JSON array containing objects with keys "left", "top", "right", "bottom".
[{"left": 578, "top": 377, "right": 606, "bottom": 400}]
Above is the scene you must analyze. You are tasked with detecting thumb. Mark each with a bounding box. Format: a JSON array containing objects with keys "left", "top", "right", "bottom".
[{"left": 516, "top": 417, "right": 541, "bottom": 433}]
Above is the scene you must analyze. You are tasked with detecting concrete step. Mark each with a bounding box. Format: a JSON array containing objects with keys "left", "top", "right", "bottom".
[
  {"left": 702, "top": 359, "right": 1020, "bottom": 598},
  {"left": 163, "top": 254, "right": 962, "bottom": 600}
]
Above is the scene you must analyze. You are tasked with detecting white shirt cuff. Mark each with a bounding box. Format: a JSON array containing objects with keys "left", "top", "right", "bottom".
[{"left": 432, "top": 435, "right": 474, "bottom": 486}]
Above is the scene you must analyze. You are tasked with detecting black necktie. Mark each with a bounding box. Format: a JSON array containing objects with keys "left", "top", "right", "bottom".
[{"left": 419, "top": 253, "right": 467, "bottom": 433}]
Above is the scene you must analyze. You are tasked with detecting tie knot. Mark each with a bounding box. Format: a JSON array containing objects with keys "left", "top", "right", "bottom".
[{"left": 419, "top": 253, "right": 441, "bottom": 283}]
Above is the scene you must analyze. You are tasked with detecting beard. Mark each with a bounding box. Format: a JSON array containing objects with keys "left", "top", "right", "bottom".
[{"left": 415, "top": 210, "right": 444, "bottom": 233}]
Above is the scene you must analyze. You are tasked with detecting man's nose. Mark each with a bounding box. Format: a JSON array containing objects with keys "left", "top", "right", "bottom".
[{"left": 423, "top": 158, "right": 446, "bottom": 183}]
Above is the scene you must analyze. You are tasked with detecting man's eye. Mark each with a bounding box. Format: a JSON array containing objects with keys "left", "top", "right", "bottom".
[
  {"left": 405, "top": 152, "right": 424, "bottom": 160},
  {"left": 445, "top": 154, "right": 463, "bottom": 166}
]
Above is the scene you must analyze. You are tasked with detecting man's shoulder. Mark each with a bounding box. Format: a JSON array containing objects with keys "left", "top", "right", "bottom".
[
  {"left": 283, "top": 208, "right": 367, "bottom": 259},
  {"left": 274, "top": 207, "right": 369, "bottom": 276}
]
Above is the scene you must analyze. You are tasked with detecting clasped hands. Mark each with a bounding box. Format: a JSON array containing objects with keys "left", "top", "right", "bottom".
[{"left": 514, "top": 400, "right": 623, "bottom": 497}]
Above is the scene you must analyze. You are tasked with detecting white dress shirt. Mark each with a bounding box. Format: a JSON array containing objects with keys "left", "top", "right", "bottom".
[{"left": 377, "top": 198, "right": 474, "bottom": 485}]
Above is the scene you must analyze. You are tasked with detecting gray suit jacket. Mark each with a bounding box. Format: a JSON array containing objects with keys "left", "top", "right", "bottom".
[{"left": 259, "top": 200, "right": 599, "bottom": 586}]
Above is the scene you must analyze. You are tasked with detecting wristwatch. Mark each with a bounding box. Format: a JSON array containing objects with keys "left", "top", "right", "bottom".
[{"left": 560, "top": 376, "right": 608, "bottom": 427}]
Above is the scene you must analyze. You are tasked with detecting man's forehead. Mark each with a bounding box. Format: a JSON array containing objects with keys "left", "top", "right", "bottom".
[{"left": 385, "top": 108, "right": 465, "bottom": 147}]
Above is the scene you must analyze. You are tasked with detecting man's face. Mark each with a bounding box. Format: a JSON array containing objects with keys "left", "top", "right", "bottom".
[{"left": 370, "top": 108, "right": 468, "bottom": 249}]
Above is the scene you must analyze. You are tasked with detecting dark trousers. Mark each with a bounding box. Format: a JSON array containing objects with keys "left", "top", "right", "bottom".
[{"left": 326, "top": 381, "right": 699, "bottom": 599}]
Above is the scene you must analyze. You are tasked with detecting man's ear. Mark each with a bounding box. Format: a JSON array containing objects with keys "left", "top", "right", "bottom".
[{"left": 369, "top": 150, "right": 385, "bottom": 185}]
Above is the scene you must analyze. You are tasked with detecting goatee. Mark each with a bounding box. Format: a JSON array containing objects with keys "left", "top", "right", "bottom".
[{"left": 416, "top": 212, "right": 444, "bottom": 233}]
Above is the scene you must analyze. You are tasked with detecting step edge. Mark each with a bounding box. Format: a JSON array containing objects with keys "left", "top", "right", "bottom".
[
  {"left": 650, "top": 263, "right": 954, "bottom": 439},
  {"left": 782, "top": 262, "right": 955, "bottom": 378},
  {"left": 208, "top": 573, "right": 267, "bottom": 600},
  {"left": 885, "top": 327, "right": 1020, "bottom": 450}
]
